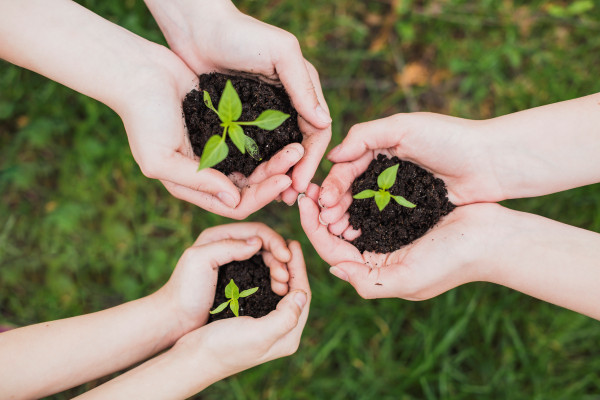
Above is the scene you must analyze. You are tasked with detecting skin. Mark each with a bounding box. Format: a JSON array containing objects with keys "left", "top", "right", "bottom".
[
  {"left": 0, "top": 223, "right": 311, "bottom": 399},
  {"left": 143, "top": 0, "right": 332, "bottom": 204},
  {"left": 0, "top": 0, "right": 330, "bottom": 219},
  {"left": 301, "top": 94, "right": 600, "bottom": 319}
]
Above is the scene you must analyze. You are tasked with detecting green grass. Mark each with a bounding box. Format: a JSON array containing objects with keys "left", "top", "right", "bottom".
[{"left": 2, "top": 0, "right": 600, "bottom": 398}]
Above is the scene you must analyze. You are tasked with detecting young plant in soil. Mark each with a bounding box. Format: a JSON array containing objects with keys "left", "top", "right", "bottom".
[
  {"left": 183, "top": 73, "right": 302, "bottom": 177},
  {"left": 209, "top": 279, "right": 258, "bottom": 318},
  {"left": 348, "top": 154, "right": 455, "bottom": 254},
  {"left": 208, "top": 255, "right": 283, "bottom": 322},
  {"left": 353, "top": 164, "right": 416, "bottom": 211},
  {"left": 198, "top": 80, "right": 290, "bottom": 170}
]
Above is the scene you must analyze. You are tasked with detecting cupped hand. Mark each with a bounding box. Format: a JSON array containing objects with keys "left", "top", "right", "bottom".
[
  {"left": 145, "top": 0, "right": 332, "bottom": 197},
  {"left": 299, "top": 183, "right": 501, "bottom": 300},
  {"left": 318, "top": 113, "right": 505, "bottom": 225},
  {"left": 172, "top": 240, "right": 310, "bottom": 378},
  {"left": 119, "top": 45, "right": 305, "bottom": 219},
  {"left": 155, "top": 222, "right": 299, "bottom": 338}
]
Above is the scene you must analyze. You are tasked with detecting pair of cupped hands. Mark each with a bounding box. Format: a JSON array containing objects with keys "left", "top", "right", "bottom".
[{"left": 133, "top": 0, "right": 511, "bottom": 303}]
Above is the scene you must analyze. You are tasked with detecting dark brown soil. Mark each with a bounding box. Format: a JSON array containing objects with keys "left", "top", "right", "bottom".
[
  {"left": 208, "top": 255, "right": 282, "bottom": 322},
  {"left": 183, "top": 73, "right": 302, "bottom": 177},
  {"left": 348, "top": 154, "right": 455, "bottom": 253}
]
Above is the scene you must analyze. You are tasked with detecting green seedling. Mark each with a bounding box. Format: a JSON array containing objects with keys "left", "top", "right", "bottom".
[
  {"left": 353, "top": 164, "right": 417, "bottom": 211},
  {"left": 198, "top": 80, "right": 290, "bottom": 170},
  {"left": 209, "top": 279, "right": 259, "bottom": 317}
]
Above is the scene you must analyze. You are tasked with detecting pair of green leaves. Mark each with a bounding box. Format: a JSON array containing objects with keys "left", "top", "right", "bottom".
[
  {"left": 209, "top": 279, "right": 259, "bottom": 317},
  {"left": 198, "top": 80, "right": 291, "bottom": 170},
  {"left": 353, "top": 164, "right": 417, "bottom": 211}
]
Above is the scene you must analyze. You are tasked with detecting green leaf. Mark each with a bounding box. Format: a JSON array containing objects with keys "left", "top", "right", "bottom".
[
  {"left": 239, "top": 287, "right": 259, "bottom": 298},
  {"left": 198, "top": 135, "right": 228, "bottom": 170},
  {"left": 392, "top": 195, "right": 416, "bottom": 208},
  {"left": 218, "top": 80, "right": 242, "bottom": 122},
  {"left": 248, "top": 110, "right": 290, "bottom": 130},
  {"left": 377, "top": 164, "right": 399, "bottom": 190},
  {"left": 230, "top": 298, "right": 240, "bottom": 317},
  {"left": 244, "top": 135, "right": 261, "bottom": 161},
  {"left": 203, "top": 90, "right": 219, "bottom": 117},
  {"left": 225, "top": 279, "right": 239, "bottom": 300},
  {"left": 228, "top": 124, "right": 246, "bottom": 154},
  {"left": 353, "top": 190, "right": 377, "bottom": 199},
  {"left": 209, "top": 300, "right": 230, "bottom": 314},
  {"left": 374, "top": 191, "right": 391, "bottom": 211},
  {"left": 568, "top": 0, "right": 594, "bottom": 15}
]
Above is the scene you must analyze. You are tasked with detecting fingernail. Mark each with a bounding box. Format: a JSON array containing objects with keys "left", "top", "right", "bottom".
[
  {"left": 217, "top": 191, "right": 237, "bottom": 208},
  {"left": 329, "top": 266, "right": 349, "bottom": 282},
  {"left": 318, "top": 212, "right": 328, "bottom": 226},
  {"left": 327, "top": 145, "right": 341, "bottom": 159},
  {"left": 315, "top": 104, "right": 332, "bottom": 124},
  {"left": 294, "top": 291, "right": 307, "bottom": 308},
  {"left": 317, "top": 194, "right": 326, "bottom": 208},
  {"left": 246, "top": 237, "right": 260, "bottom": 245},
  {"left": 297, "top": 193, "right": 306, "bottom": 202}
]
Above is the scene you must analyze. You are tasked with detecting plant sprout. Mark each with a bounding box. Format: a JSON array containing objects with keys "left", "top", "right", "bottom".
[
  {"left": 198, "top": 80, "right": 290, "bottom": 170},
  {"left": 353, "top": 164, "right": 417, "bottom": 211},
  {"left": 209, "top": 279, "right": 259, "bottom": 317}
]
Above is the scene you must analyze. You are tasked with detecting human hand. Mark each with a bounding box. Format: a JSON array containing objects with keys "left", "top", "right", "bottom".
[
  {"left": 318, "top": 113, "right": 504, "bottom": 225},
  {"left": 144, "top": 0, "right": 332, "bottom": 199},
  {"left": 119, "top": 45, "right": 304, "bottom": 219},
  {"left": 172, "top": 239, "right": 310, "bottom": 379},
  {"left": 155, "top": 222, "right": 297, "bottom": 338},
  {"left": 299, "top": 183, "right": 501, "bottom": 300}
]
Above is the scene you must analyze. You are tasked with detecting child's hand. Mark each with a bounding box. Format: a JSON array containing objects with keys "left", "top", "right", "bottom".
[
  {"left": 172, "top": 240, "right": 310, "bottom": 380},
  {"left": 318, "top": 113, "right": 502, "bottom": 225},
  {"left": 144, "top": 0, "right": 332, "bottom": 200},
  {"left": 155, "top": 222, "right": 296, "bottom": 338},
  {"left": 299, "top": 183, "right": 500, "bottom": 300}
]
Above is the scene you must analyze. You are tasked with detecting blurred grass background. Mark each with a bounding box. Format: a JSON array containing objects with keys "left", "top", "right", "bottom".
[{"left": 2, "top": 0, "right": 600, "bottom": 398}]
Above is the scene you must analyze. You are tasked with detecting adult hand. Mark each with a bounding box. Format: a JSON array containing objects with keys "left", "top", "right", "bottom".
[
  {"left": 173, "top": 239, "right": 310, "bottom": 379},
  {"left": 318, "top": 113, "right": 503, "bottom": 225},
  {"left": 155, "top": 222, "right": 296, "bottom": 337},
  {"left": 299, "top": 183, "right": 501, "bottom": 300},
  {"left": 120, "top": 46, "right": 304, "bottom": 219},
  {"left": 144, "top": 0, "right": 332, "bottom": 199}
]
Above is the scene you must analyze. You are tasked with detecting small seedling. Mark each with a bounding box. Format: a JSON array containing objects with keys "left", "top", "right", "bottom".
[
  {"left": 353, "top": 164, "right": 417, "bottom": 211},
  {"left": 209, "top": 279, "right": 259, "bottom": 317},
  {"left": 198, "top": 80, "right": 290, "bottom": 170}
]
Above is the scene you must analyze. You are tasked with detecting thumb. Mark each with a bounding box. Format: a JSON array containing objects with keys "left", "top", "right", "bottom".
[
  {"left": 259, "top": 290, "right": 307, "bottom": 341},
  {"left": 332, "top": 262, "right": 399, "bottom": 300}
]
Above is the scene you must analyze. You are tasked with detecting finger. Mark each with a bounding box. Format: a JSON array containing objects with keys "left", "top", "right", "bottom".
[
  {"left": 332, "top": 261, "right": 401, "bottom": 299},
  {"left": 297, "top": 194, "right": 363, "bottom": 266},
  {"left": 319, "top": 152, "right": 372, "bottom": 208},
  {"left": 327, "top": 115, "right": 404, "bottom": 163},
  {"left": 328, "top": 212, "right": 350, "bottom": 236},
  {"left": 259, "top": 289, "right": 307, "bottom": 340},
  {"left": 342, "top": 226, "right": 361, "bottom": 241},
  {"left": 188, "top": 238, "right": 263, "bottom": 270},
  {"left": 305, "top": 182, "right": 320, "bottom": 202},
  {"left": 155, "top": 152, "right": 241, "bottom": 208},
  {"left": 262, "top": 251, "right": 289, "bottom": 296},
  {"left": 247, "top": 143, "right": 304, "bottom": 185},
  {"left": 286, "top": 241, "right": 310, "bottom": 294},
  {"left": 319, "top": 191, "right": 353, "bottom": 225},
  {"left": 195, "top": 223, "right": 292, "bottom": 263},
  {"left": 289, "top": 62, "right": 332, "bottom": 193},
  {"left": 274, "top": 39, "right": 331, "bottom": 129},
  {"left": 165, "top": 175, "right": 292, "bottom": 219},
  {"left": 281, "top": 186, "right": 299, "bottom": 206}
]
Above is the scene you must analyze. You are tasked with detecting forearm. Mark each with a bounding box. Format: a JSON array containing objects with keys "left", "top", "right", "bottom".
[
  {"left": 75, "top": 338, "right": 221, "bottom": 400},
  {"left": 482, "top": 93, "right": 600, "bottom": 199},
  {"left": 482, "top": 207, "right": 600, "bottom": 320},
  {"left": 0, "top": 293, "right": 183, "bottom": 399},
  {"left": 0, "top": 0, "right": 166, "bottom": 113}
]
